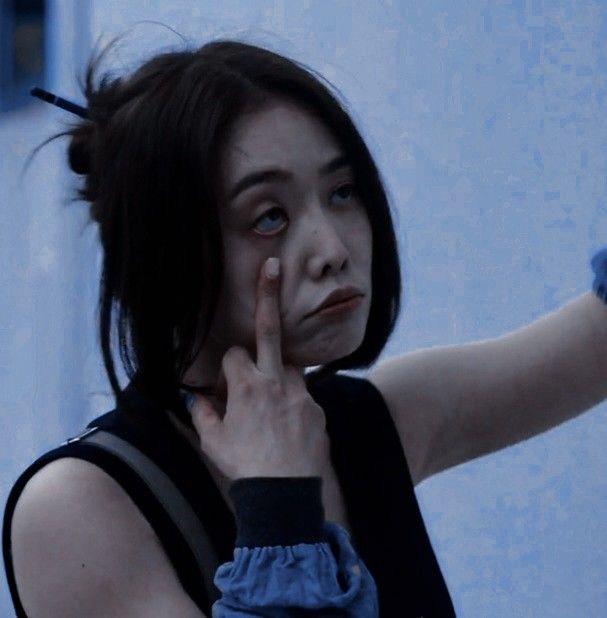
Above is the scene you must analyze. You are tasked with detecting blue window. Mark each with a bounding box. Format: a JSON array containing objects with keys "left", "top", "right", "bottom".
[{"left": 0, "top": 0, "right": 46, "bottom": 113}]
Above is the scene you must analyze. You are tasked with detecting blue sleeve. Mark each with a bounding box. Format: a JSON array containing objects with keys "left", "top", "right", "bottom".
[{"left": 210, "top": 477, "right": 379, "bottom": 617}]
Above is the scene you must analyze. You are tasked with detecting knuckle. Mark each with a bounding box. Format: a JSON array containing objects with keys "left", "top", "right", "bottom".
[
  {"left": 253, "top": 372, "right": 282, "bottom": 396},
  {"left": 259, "top": 318, "right": 280, "bottom": 338},
  {"left": 231, "top": 345, "right": 247, "bottom": 359},
  {"left": 289, "top": 390, "right": 307, "bottom": 409},
  {"left": 285, "top": 368, "right": 306, "bottom": 391},
  {"left": 222, "top": 346, "right": 238, "bottom": 365},
  {"left": 223, "top": 346, "right": 250, "bottom": 371},
  {"left": 264, "top": 375, "right": 283, "bottom": 396},
  {"left": 308, "top": 399, "right": 326, "bottom": 420},
  {"left": 229, "top": 365, "right": 251, "bottom": 390},
  {"left": 288, "top": 367, "right": 305, "bottom": 384},
  {"left": 240, "top": 378, "right": 254, "bottom": 396},
  {"left": 291, "top": 388, "right": 314, "bottom": 410},
  {"left": 284, "top": 366, "right": 298, "bottom": 380}
]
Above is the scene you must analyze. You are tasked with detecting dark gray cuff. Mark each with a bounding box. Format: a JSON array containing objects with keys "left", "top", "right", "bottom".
[{"left": 228, "top": 477, "right": 325, "bottom": 548}]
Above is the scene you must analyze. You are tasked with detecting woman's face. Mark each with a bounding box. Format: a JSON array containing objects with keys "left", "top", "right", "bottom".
[{"left": 191, "top": 100, "right": 373, "bottom": 378}]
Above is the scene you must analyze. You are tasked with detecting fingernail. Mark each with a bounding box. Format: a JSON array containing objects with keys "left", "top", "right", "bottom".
[
  {"left": 265, "top": 257, "right": 280, "bottom": 279},
  {"left": 181, "top": 391, "right": 195, "bottom": 413}
]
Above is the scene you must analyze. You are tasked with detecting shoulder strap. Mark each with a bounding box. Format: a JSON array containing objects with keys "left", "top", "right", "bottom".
[{"left": 70, "top": 427, "right": 222, "bottom": 604}]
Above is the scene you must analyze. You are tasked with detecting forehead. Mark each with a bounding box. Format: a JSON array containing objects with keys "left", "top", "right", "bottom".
[{"left": 219, "top": 102, "right": 342, "bottom": 183}]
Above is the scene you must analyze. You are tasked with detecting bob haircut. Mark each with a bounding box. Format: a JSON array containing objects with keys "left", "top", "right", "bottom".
[{"left": 34, "top": 35, "right": 402, "bottom": 424}]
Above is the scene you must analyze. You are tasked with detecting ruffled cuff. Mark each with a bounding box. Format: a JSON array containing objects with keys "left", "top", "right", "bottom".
[{"left": 211, "top": 477, "right": 379, "bottom": 617}]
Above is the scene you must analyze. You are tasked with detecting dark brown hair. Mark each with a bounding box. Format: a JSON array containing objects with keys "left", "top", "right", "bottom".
[{"left": 30, "top": 34, "right": 402, "bottom": 420}]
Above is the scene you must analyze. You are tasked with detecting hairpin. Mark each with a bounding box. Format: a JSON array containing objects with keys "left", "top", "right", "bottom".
[{"left": 30, "top": 86, "right": 89, "bottom": 119}]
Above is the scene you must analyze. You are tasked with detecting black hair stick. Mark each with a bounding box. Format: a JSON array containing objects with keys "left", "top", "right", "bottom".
[{"left": 30, "top": 86, "right": 89, "bottom": 119}]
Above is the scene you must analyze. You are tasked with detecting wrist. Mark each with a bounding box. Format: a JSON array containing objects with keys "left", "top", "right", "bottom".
[{"left": 228, "top": 476, "right": 325, "bottom": 548}]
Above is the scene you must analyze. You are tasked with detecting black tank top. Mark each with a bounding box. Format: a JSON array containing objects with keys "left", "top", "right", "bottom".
[{"left": 3, "top": 373, "right": 456, "bottom": 617}]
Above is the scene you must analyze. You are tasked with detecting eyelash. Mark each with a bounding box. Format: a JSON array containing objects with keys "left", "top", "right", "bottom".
[{"left": 251, "top": 183, "right": 358, "bottom": 235}]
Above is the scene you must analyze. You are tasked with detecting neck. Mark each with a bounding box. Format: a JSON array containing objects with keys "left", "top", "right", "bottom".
[
  {"left": 179, "top": 333, "right": 309, "bottom": 396},
  {"left": 179, "top": 332, "right": 229, "bottom": 392}
]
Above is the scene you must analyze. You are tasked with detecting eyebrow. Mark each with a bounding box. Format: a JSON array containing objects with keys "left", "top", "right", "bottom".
[{"left": 228, "top": 153, "right": 352, "bottom": 203}]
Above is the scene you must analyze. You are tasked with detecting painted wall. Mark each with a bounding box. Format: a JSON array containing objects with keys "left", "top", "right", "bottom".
[{"left": 1, "top": 1, "right": 605, "bottom": 615}]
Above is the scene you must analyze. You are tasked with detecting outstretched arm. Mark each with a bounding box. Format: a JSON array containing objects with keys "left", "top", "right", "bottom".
[{"left": 369, "top": 291, "right": 607, "bottom": 484}]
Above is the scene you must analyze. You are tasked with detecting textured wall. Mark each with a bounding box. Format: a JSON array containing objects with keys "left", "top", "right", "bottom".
[{"left": 1, "top": 1, "right": 606, "bottom": 615}]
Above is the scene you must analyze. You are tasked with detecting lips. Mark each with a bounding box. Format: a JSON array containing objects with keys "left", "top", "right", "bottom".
[{"left": 306, "top": 286, "right": 364, "bottom": 318}]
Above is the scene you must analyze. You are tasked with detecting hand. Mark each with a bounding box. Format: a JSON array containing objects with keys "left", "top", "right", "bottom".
[{"left": 185, "top": 257, "right": 331, "bottom": 482}]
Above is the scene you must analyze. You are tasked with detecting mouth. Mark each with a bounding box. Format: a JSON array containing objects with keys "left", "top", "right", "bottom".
[
  {"left": 305, "top": 286, "right": 365, "bottom": 319},
  {"left": 307, "top": 294, "right": 364, "bottom": 319}
]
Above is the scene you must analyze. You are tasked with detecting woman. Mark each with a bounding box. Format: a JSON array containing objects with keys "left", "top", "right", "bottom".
[{"left": 5, "top": 35, "right": 606, "bottom": 617}]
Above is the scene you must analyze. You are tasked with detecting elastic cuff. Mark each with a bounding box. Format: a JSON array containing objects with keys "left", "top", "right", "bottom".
[{"left": 228, "top": 477, "right": 325, "bottom": 548}]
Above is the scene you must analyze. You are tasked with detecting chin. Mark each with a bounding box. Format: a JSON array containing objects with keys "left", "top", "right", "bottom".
[{"left": 284, "top": 333, "right": 364, "bottom": 368}]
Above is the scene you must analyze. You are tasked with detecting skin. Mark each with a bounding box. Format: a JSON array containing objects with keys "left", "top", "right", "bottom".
[
  {"left": 169, "top": 99, "right": 374, "bottom": 498},
  {"left": 185, "top": 264, "right": 333, "bottom": 482},
  {"left": 12, "top": 98, "right": 380, "bottom": 616},
  {"left": 182, "top": 99, "right": 374, "bottom": 391}
]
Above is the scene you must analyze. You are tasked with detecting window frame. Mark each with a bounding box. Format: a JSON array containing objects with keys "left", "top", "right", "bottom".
[{"left": 0, "top": 0, "right": 47, "bottom": 113}]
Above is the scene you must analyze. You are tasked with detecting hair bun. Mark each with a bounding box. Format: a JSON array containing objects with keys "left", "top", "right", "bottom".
[{"left": 67, "top": 123, "right": 94, "bottom": 175}]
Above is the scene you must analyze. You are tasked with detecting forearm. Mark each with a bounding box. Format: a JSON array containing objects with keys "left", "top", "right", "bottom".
[{"left": 211, "top": 477, "right": 378, "bottom": 617}]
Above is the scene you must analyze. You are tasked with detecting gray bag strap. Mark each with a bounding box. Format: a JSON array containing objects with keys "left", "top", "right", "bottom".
[{"left": 66, "top": 426, "right": 222, "bottom": 604}]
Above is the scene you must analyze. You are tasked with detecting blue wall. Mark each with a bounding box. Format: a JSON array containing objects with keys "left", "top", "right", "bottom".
[{"left": 1, "top": 1, "right": 605, "bottom": 615}]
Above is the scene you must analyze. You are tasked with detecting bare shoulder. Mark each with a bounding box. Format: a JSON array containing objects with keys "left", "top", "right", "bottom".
[
  {"left": 367, "top": 348, "right": 455, "bottom": 487},
  {"left": 10, "top": 457, "right": 205, "bottom": 617}
]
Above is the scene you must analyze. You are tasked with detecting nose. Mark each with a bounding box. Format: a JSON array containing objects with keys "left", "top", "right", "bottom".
[{"left": 301, "top": 206, "right": 350, "bottom": 276}]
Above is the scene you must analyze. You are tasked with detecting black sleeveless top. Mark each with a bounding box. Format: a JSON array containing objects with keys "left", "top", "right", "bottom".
[{"left": 3, "top": 373, "right": 456, "bottom": 617}]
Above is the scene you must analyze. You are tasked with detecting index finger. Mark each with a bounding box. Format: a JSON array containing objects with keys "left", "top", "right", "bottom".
[{"left": 255, "top": 257, "right": 283, "bottom": 377}]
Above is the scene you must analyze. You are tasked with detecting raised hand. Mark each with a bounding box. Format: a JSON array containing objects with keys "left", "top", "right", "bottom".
[{"left": 185, "top": 257, "right": 331, "bottom": 482}]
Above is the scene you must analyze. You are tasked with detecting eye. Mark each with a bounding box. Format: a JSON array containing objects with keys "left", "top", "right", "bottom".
[
  {"left": 333, "top": 182, "right": 357, "bottom": 204},
  {"left": 253, "top": 182, "right": 356, "bottom": 235},
  {"left": 253, "top": 207, "right": 286, "bottom": 234}
]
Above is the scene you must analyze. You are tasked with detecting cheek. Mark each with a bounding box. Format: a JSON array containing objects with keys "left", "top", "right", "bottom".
[
  {"left": 350, "top": 226, "right": 370, "bottom": 245},
  {"left": 218, "top": 262, "right": 262, "bottom": 321},
  {"left": 222, "top": 275, "right": 250, "bottom": 310},
  {"left": 349, "top": 215, "right": 373, "bottom": 250}
]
